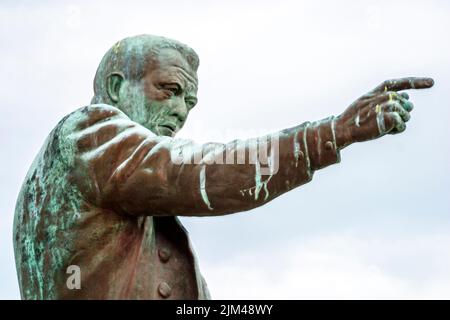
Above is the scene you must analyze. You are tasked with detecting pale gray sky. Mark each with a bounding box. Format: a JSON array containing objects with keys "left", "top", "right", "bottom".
[{"left": 1, "top": 0, "right": 449, "bottom": 299}]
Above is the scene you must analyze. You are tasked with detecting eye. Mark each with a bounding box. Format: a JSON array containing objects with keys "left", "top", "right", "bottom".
[
  {"left": 185, "top": 98, "right": 198, "bottom": 109},
  {"left": 162, "top": 83, "right": 181, "bottom": 96}
]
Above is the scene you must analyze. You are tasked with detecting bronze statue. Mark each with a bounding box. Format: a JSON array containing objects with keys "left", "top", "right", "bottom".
[{"left": 13, "top": 34, "right": 434, "bottom": 299}]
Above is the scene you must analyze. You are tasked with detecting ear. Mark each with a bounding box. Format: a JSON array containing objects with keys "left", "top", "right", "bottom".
[{"left": 106, "top": 72, "right": 124, "bottom": 103}]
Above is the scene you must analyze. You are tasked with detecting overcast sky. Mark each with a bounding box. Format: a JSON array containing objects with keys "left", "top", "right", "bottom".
[{"left": 1, "top": 0, "right": 449, "bottom": 299}]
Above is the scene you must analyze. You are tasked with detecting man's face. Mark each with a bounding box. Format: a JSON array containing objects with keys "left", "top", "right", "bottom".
[{"left": 120, "top": 48, "right": 198, "bottom": 137}]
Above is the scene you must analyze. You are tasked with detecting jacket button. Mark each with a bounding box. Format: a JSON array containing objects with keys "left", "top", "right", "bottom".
[
  {"left": 158, "top": 248, "right": 171, "bottom": 263},
  {"left": 158, "top": 282, "right": 172, "bottom": 298},
  {"left": 324, "top": 141, "right": 334, "bottom": 150}
]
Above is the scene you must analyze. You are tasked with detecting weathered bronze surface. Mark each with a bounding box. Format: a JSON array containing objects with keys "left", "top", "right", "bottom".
[{"left": 13, "top": 34, "right": 434, "bottom": 299}]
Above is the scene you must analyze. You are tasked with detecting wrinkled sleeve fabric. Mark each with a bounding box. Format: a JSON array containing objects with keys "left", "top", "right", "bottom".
[{"left": 66, "top": 104, "right": 340, "bottom": 217}]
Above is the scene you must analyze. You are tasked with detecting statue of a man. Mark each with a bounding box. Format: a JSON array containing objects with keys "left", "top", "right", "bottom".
[{"left": 13, "top": 34, "right": 434, "bottom": 299}]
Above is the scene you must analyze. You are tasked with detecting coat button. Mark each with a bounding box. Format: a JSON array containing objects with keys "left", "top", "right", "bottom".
[
  {"left": 324, "top": 141, "right": 334, "bottom": 150},
  {"left": 158, "top": 282, "right": 172, "bottom": 298},
  {"left": 158, "top": 248, "right": 171, "bottom": 263}
]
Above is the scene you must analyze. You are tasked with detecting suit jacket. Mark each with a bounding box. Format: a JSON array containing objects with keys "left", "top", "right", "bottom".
[{"left": 13, "top": 104, "right": 340, "bottom": 299}]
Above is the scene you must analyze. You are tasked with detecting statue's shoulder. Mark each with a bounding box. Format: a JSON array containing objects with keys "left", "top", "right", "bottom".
[
  {"left": 44, "top": 104, "right": 131, "bottom": 164},
  {"left": 58, "top": 103, "right": 129, "bottom": 132}
]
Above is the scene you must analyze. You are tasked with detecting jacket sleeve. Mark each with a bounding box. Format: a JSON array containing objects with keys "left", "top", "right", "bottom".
[{"left": 66, "top": 104, "right": 341, "bottom": 217}]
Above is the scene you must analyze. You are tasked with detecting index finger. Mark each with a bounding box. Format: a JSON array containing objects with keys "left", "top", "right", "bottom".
[{"left": 372, "top": 77, "right": 434, "bottom": 93}]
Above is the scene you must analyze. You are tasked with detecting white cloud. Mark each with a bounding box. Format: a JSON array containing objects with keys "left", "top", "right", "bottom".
[{"left": 202, "top": 233, "right": 450, "bottom": 299}]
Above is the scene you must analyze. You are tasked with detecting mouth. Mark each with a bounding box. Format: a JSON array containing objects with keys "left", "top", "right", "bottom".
[{"left": 158, "top": 123, "right": 177, "bottom": 135}]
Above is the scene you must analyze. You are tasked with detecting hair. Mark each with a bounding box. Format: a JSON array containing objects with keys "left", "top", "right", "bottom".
[{"left": 91, "top": 34, "right": 200, "bottom": 104}]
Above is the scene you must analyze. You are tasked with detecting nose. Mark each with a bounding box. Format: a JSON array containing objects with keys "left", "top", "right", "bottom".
[{"left": 170, "top": 97, "right": 188, "bottom": 125}]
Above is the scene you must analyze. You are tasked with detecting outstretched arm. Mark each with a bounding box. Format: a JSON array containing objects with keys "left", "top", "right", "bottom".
[
  {"left": 70, "top": 104, "right": 339, "bottom": 216},
  {"left": 70, "top": 77, "right": 433, "bottom": 217}
]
